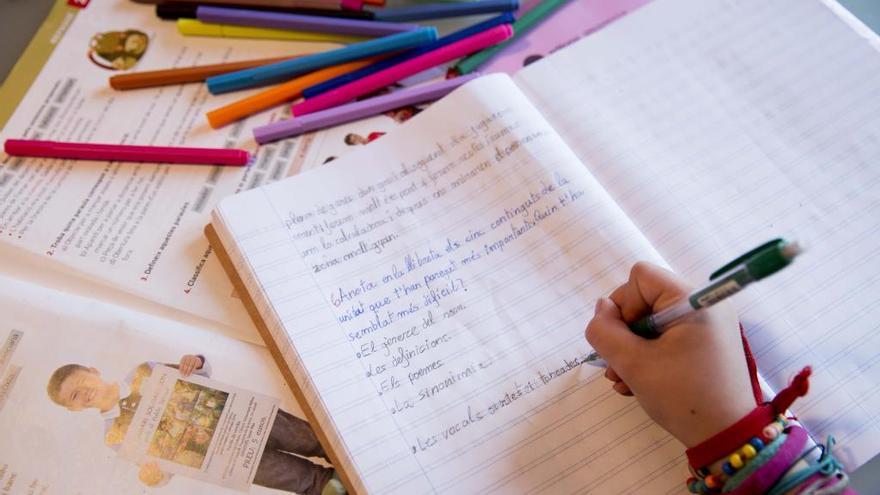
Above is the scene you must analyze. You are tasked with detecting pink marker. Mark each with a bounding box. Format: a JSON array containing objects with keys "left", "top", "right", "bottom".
[
  {"left": 292, "top": 23, "right": 513, "bottom": 116},
  {"left": 4, "top": 139, "right": 251, "bottom": 166}
]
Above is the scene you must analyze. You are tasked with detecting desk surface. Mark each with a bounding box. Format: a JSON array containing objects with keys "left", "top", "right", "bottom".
[{"left": 2, "top": 1, "right": 879, "bottom": 493}]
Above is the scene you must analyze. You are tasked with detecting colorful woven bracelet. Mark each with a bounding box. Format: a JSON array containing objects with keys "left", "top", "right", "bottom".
[{"left": 686, "top": 416, "right": 788, "bottom": 494}]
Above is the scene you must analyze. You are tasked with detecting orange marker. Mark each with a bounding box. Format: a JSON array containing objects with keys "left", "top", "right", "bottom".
[{"left": 206, "top": 57, "right": 379, "bottom": 128}]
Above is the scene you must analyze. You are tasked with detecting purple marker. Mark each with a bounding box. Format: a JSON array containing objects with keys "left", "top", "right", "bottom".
[
  {"left": 197, "top": 6, "right": 419, "bottom": 37},
  {"left": 253, "top": 74, "right": 480, "bottom": 144}
]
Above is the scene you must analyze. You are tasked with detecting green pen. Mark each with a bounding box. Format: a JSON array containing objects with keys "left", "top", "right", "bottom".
[
  {"left": 586, "top": 238, "right": 802, "bottom": 367},
  {"left": 453, "top": 0, "right": 571, "bottom": 75}
]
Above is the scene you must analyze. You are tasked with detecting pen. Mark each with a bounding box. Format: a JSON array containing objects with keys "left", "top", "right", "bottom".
[
  {"left": 206, "top": 26, "right": 437, "bottom": 94},
  {"left": 109, "top": 55, "right": 297, "bottom": 90},
  {"left": 291, "top": 24, "right": 512, "bottom": 116},
  {"left": 586, "top": 238, "right": 802, "bottom": 366},
  {"left": 3, "top": 139, "right": 251, "bottom": 166},
  {"left": 196, "top": 6, "right": 418, "bottom": 37},
  {"left": 253, "top": 74, "right": 479, "bottom": 143}
]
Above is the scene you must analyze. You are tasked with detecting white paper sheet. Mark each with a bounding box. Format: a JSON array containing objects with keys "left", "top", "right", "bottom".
[
  {"left": 516, "top": 0, "right": 880, "bottom": 468},
  {"left": 214, "top": 74, "right": 690, "bottom": 494}
]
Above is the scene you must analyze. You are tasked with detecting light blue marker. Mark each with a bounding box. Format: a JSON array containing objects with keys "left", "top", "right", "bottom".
[{"left": 206, "top": 27, "right": 438, "bottom": 94}]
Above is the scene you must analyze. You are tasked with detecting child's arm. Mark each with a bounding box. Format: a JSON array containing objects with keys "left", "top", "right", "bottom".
[{"left": 586, "top": 262, "right": 855, "bottom": 494}]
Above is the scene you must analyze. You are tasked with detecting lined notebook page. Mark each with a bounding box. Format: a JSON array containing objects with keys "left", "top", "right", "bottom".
[
  {"left": 516, "top": 0, "right": 880, "bottom": 467},
  {"left": 214, "top": 75, "right": 687, "bottom": 494}
]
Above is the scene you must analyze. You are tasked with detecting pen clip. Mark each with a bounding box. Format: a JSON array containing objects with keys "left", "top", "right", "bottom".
[{"left": 709, "top": 238, "right": 784, "bottom": 281}]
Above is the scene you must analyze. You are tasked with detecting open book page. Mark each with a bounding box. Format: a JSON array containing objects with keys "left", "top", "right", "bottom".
[
  {"left": 514, "top": 0, "right": 880, "bottom": 467},
  {"left": 213, "top": 73, "right": 689, "bottom": 494},
  {"left": 0, "top": 0, "right": 336, "bottom": 336},
  {"left": 0, "top": 274, "right": 322, "bottom": 495}
]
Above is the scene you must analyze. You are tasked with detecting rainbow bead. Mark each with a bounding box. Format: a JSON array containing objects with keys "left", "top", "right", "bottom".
[
  {"left": 763, "top": 424, "right": 779, "bottom": 440},
  {"left": 722, "top": 462, "right": 737, "bottom": 476},
  {"left": 749, "top": 438, "right": 765, "bottom": 451},
  {"left": 741, "top": 444, "right": 757, "bottom": 459},
  {"left": 687, "top": 477, "right": 700, "bottom": 493},
  {"left": 729, "top": 453, "right": 744, "bottom": 468},
  {"left": 705, "top": 474, "right": 723, "bottom": 490}
]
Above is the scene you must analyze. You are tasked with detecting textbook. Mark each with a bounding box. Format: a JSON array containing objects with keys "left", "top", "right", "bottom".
[
  {"left": 0, "top": 274, "right": 328, "bottom": 494},
  {"left": 205, "top": 0, "right": 880, "bottom": 493}
]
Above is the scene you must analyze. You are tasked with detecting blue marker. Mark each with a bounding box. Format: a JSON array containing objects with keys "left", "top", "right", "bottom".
[
  {"left": 302, "top": 13, "right": 514, "bottom": 98},
  {"left": 206, "top": 27, "right": 438, "bottom": 94},
  {"left": 372, "top": 0, "right": 519, "bottom": 22}
]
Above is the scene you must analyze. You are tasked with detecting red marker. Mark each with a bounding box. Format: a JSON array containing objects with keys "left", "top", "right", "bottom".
[{"left": 4, "top": 139, "right": 250, "bottom": 166}]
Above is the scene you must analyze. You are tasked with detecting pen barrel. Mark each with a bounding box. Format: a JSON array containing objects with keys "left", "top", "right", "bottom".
[
  {"left": 301, "top": 12, "right": 513, "bottom": 99},
  {"left": 630, "top": 299, "right": 697, "bottom": 337},
  {"left": 197, "top": 6, "right": 417, "bottom": 36},
  {"left": 293, "top": 24, "right": 512, "bottom": 116},
  {"left": 628, "top": 316, "right": 661, "bottom": 339},
  {"left": 109, "top": 55, "right": 294, "bottom": 90},
  {"left": 374, "top": 0, "right": 518, "bottom": 22},
  {"left": 254, "top": 74, "right": 478, "bottom": 142},
  {"left": 206, "top": 26, "right": 438, "bottom": 94},
  {"left": 689, "top": 267, "right": 753, "bottom": 310},
  {"left": 4, "top": 140, "right": 250, "bottom": 166}
]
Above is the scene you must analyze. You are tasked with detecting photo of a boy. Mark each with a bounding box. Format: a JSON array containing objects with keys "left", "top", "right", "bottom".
[{"left": 46, "top": 354, "right": 346, "bottom": 495}]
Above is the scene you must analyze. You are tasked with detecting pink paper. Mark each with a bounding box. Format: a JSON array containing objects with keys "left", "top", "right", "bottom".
[{"left": 482, "top": 0, "right": 653, "bottom": 74}]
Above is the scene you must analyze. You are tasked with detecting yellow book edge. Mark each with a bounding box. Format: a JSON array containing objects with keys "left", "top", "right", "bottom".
[{"left": 204, "top": 223, "right": 361, "bottom": 495}]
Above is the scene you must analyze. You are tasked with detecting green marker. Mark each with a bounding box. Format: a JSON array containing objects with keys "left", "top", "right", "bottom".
[
  {"left": 453, "top": 0, "right": 571, "bottom": 75},
  {"left": 586, "top": 238, "right": 802, "bottom": 366}
]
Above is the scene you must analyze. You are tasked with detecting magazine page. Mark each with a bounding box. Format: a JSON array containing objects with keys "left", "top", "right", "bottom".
[
  {"left": 0, "top": 0, "right": 334, "bottom": 335},
  {"left": 0, "top": 274, "right": 338, "bottom": 495}
]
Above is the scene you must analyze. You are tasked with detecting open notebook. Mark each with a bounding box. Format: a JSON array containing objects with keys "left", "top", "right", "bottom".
[{"left": 206, "top": 0, "right": 880, "bottom": 492}]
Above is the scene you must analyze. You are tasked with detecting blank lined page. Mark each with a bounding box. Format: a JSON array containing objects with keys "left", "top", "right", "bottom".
[
  {"left": 214, "top": 75, "right": 687, "bottom": 494},
  {"left": 516, "top": 0, "right": 880, "bottom": 467}
]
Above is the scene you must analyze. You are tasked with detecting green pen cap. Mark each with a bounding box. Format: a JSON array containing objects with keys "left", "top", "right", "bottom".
[{"left": 710, "top": 238, "right": 802, "bottom": 281}]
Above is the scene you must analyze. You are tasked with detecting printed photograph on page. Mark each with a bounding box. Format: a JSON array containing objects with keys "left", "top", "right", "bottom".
[
  {"left": 115, "top": 365, "right": 278, "bottom": 491},
  {"left": 0, "top": 278, "right": 338, "bottom": 495}
]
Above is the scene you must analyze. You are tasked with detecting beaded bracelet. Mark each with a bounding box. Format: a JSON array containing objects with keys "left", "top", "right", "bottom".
[{"left": 686, "top": 415, "right": 787, "bottom": 494}]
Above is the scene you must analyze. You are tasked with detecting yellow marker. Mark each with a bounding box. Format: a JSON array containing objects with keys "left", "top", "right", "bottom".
[{"left": 177, "top": 19, "right": 368, "bottom": 44}]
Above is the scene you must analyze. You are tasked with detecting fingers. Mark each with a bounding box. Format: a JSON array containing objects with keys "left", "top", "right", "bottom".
[
  {"left": 613, "top": 381, "right": 633, "bottom": 396},
  {"left": 585, "top": 297, "right": 645, "bottom": 365},
  {"left": 609, "top": 261, "right": 692, "bottom": 322},
  {"left": 604, "top": 367, "right": 633, "bottom": 396},
  {"left": 604, "top": 366, "right": 622, "bottom": 382},
  {"left": 179, "top": 355, "right": 197, "bottom": 377}
]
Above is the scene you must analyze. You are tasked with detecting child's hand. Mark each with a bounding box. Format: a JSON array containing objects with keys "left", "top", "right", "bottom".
[
  {"left": 585, "top": 262, "right": 756, "bottom": 447},
  {"left": 178, "top": 354, "right": 203, "bottom": 377}
]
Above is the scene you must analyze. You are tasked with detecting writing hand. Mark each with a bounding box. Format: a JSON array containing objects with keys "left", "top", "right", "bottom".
[
  {"left": 585, "top": 262, "right": 756, "bottom": 447},
  {"left": 178, "top": 354, "right": 203, "bottom": 377}
]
